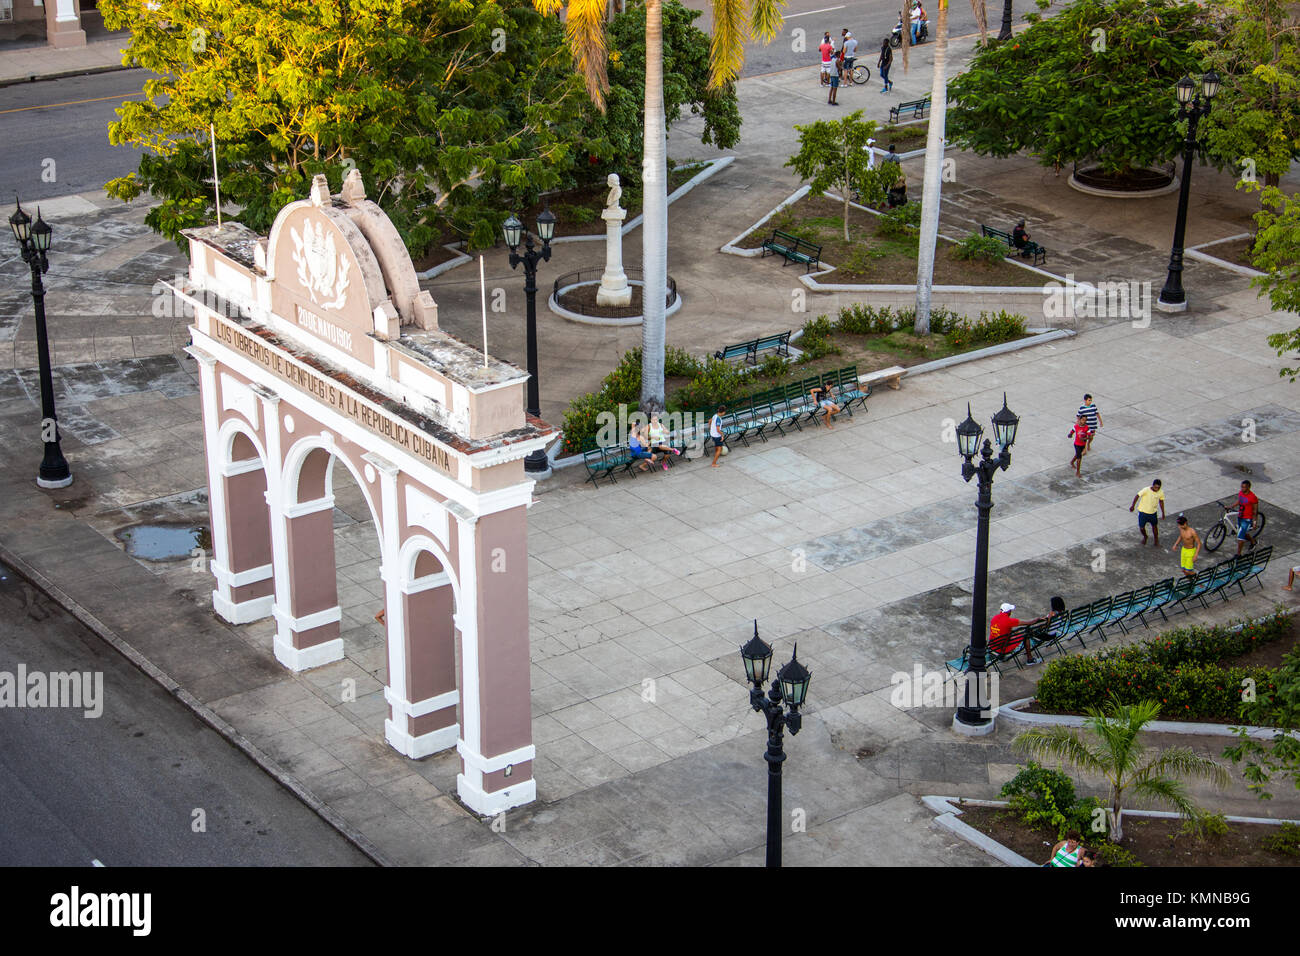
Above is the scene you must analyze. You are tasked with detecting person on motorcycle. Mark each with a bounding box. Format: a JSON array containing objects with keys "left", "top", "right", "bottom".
[{"left": 910, "top": 1, "right": 926, "bottom": 44}]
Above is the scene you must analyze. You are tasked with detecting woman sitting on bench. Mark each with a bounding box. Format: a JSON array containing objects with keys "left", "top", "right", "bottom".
[
  {"left": 629, "top": 424, "right": 660, "bottom": 472},
  {"left": 646, "top": 412, "right": 681, "bottom": 464},
  {"left": 810, "top": 384, "right": 842, "bottom": 429}
]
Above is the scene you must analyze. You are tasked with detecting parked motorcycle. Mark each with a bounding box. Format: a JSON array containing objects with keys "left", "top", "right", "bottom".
[{"left": 890, "top": 15, "right": 929, "bottom": 47}]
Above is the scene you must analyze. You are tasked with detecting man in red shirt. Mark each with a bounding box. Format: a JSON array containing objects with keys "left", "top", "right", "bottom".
[
  {"left": 1236, "top": 479, "right": 1260, "bottom": 555},
  {"left": 1068, "top": 415, "right": 1092, "bottom": 477},
  {"left": 819, "top": 33, "right": 835, "bottom": 85},
  {"left": 989, "top": 602, "right": 1040, "bottom": 663}
]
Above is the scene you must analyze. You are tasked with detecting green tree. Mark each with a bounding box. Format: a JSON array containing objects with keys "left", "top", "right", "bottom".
[
  {"left": 785, "top": 110, "right": 880, "bottom": 242},
  {"left": 1191, "top": 0, "right": 1300, "bottom": 189},
  {"left": 1223, "top": 642, "right": 1300, "bottom": 798},
  {"left": 1014, "top": 698, "right": 1230, "bottom": 842},
  {"left": 946, "top": 0, "right": 1215, "bottom": 176},
  {"left": 101, "top": 0, "right": 584, "bottom": 253},
  {"left": 1252, "top": 186, "right": 1300, "bottom": 380}
]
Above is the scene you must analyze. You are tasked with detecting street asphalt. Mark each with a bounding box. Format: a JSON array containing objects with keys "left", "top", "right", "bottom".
[{"left": 0, "top": 560, "right": 374, "bottom": 866}]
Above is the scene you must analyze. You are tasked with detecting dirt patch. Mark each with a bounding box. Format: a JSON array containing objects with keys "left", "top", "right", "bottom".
[
  {"left": 957, "top": 804, "right": 1299, "bottom": 867},
  {"left": 411, "top": 239, "right": 465, "bottom": 272},
  {"left": 736, "top": 194, "right": 1043, "bottom": 287},
  {"left": 879, "top": 121, "right": 930, "bottom": 152},
  {"left": 1200, "top": 238, "right": 1260, "bottom": 272},
  {"left": 557, "top": 281, "right": 665, "bottom": 319}
]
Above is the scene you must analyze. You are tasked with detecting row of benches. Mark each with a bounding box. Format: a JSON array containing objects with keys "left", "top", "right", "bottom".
[
  {"left": 715, "top": 330, "right": 792, "bottom": 365},
  {"left": 945, "top": 546, "right": 1275, "bottom": 676},
  {"left": 710, "top": 366, "right": 871, "bottom": 447},
  {"left": 581, "top": 364, "right": 872, "bottom": 487}
]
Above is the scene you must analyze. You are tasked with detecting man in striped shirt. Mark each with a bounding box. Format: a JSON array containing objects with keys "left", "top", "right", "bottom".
[{"left": 1077, "top": 394, "right": 1102, "bottom": 454}]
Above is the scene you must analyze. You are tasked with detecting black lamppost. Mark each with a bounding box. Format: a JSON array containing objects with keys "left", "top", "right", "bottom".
[
  {"left": 953, "top": 395, "right": 1019, "bottom": 734},
  {"left": 9, "top": 199, "right": 72, "bottom": 489},
  {"left": 740, "top": 622, "right": 812, "bottom": 868},
  {"left": 1156, "top": 71, "right": 1221, "bottom": 313},
  {"left": 502, "top": 208, "right": 556, "bottom": 475},
  {"left": 997, "top": 0, "right": 1014, "bottom": 41}
]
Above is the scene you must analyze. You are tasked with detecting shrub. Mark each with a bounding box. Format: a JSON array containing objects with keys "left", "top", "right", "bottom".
[
  {"left": 839, "top": 243, "right": 886, "bottom": 274},
  {"left": 953, "top": 232, "right": 1011, "bottom": 262},
  {"left": 973, "top": 308, "right": 1027, "bottom": 343},
  {"left": 1181, "top": 811, "right": 1231, "bottom": 840},
  {"left": 1002, "top": 762, "right": 1078, "bottom": 816},
  {"left": 1092, "top": 841, "right": 1143, "bottom": 867},
  {"left": 664, "top": 346, "right": 703, "bottom": 378},
  {"left": 1263, "top": 822, "right": 1300, "bottom": 857},
  {"left": 1033, "top": 611, "right": 1292, "bottom": 720},
  {"left": 668, "top": 356, "right": 746, "bottom": 412},
  {"left": 877, "top": 200, "right": 922, "bottom": 239},
  {"left": 757, "top": 353, "right": 790, "bottom": 379},
  {"left": 1001, "top": 763, "right": 1110, "bottom": 840},
  {"left": 561, "top": 391, "right": 617, "bottom": 455},
  {"left": 797, "top": 314, "right": 841, "bottom": 361},
  {"left": 837, "top": 302, "right": 903, "bottom": 335}
]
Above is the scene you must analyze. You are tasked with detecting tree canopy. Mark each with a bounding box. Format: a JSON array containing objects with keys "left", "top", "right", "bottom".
[
  {"left": 945, "top": 0, "right": 1216, "bottom": 175},
  {"left": 1191, "top": 0, "right": 1300, "bottom": 188},
  {"left": 785, "top": 110, "right": 884, "bottom": 241}
]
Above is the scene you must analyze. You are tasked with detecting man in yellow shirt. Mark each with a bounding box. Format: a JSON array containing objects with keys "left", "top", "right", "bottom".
[{"left": 1129, "top": 478, "right": 1166, "bottom": 547}]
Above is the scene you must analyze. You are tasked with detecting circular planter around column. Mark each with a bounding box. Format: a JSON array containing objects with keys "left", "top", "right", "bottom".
[
  {"left": 548, "top": 269, "right": 683, "bottom": 327},
  {"left": 1067, "top": 163, "right": 1181, "bottom": 198}
]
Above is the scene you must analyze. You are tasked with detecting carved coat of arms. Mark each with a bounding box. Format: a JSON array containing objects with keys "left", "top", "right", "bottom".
[{"left": 290, "top": 219, "right": 351, "bottom": 311}]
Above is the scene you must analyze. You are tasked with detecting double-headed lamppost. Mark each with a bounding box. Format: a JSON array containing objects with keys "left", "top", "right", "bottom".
[
  {"left": 952, "top": 395, "right": 1019, "bottom": 735},
  {"left": 1156, "top": 71, "right": 1220, "bottom": 313},
  {"left": 9, "top": 199, "right": 72, "bottom": 489},
  {"left": 502, "top": 208, "right": 557, "bottom": 476},
  {"left": 740, "top": 622, "right": 812, "bottom": 868}
]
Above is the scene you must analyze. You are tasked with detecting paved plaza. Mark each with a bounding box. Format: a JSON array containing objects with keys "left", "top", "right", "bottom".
[{"left": 2, "top": 40, "right": 1300, "bottom": 865}]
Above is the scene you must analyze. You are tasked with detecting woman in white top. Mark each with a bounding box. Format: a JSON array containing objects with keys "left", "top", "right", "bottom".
[{"left": 709, "top": 406, "right": 727, "bottom": 467}]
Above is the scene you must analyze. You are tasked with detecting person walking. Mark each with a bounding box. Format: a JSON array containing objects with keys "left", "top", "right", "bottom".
[
  {"left": 1068, "top": 414, "right": 1091, "bottom": 477},
  {"left": 709, "top": 406, "right": 728, "bottom": 468},
  {"left": 1236, "top": 479, "right": 1260, "bottom": 554},
  {"left": 1172, "top": 515, "right": 1201, "bottom": 578},
  {"left": 1077, "top": 393, "right": 1103, "bottom": 454},
  {"left": 878, "top": 37, "right": 893, "bottom": 93},
  {"left": 1129, "top": 478, "right": 1166, "bottom": 546}
]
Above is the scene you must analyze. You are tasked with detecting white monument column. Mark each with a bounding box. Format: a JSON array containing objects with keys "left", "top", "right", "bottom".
[{"left": 596, "top": 174, "right": 632, "bottom": 307}]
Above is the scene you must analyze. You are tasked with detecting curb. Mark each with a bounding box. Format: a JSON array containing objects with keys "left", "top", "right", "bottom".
[
  {"left": 0, "top": 540, "right": 393, "bottom": 868},
  {"left": 997, "top": 696, "right": 1298, "bottom": 741},
  {"left": 420, "top": 158, "right": 735, "bottom": 281},
  {"left": 0, "top": 61, "right": 134, "bottom": 88}
]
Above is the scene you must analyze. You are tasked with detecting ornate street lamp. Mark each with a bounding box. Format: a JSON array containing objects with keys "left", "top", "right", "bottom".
[
  {"left": 1156, "top": 71, "right": 1221, "bottom": 312},
  {"left": 503, "top": 208, "right": 557, "bottom": 475},
  {"left": 9, "top": 198, "right": 72, "bottom": 489},
  {"left": 953, "top": 394, "right": 1019, "bottom": 734},
  {"left": 740, "top": 621, "right": 812, "bottom": 867}
]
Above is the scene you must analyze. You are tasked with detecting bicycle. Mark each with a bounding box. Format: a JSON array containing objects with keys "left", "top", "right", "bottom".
[
  {"left": 821, "top": 61, "right": 871, "bottom": 86},
  {"left": 1203, "top": 499, "right": 1266, "bottom": 552}
]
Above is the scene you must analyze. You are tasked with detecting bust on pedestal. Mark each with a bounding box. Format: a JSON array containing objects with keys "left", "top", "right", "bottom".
[{"left": 596, "top": 174, "right": 632, "bottom": 307}]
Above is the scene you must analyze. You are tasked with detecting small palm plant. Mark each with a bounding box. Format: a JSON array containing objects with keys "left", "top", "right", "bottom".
[{"left": 1013, "top": 698, "right": 1231, "bottom": 842}]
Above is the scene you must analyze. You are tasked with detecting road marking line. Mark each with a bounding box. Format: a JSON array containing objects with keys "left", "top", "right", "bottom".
[
  {"left": 0, "top": 92, "right": 144, "bottom": 116},
  {"left": 784, "top": 5, "right": 846, "bottom": 18}
]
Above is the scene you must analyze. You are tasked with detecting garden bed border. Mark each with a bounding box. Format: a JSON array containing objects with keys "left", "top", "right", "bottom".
[
  {"left": 1185, "top": 233, "right": 1266, "bottom": 279},
  {"left": 922, "top": 795, "right": 1300, "bottom": 868}
]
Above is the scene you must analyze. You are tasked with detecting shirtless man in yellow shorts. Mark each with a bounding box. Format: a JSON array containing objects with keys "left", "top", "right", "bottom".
[{"left": 1171, "top": 515, "right": 1201, "bottom": 578}]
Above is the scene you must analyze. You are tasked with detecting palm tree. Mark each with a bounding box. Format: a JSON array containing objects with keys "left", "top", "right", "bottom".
[
  {"left": 538, "top": 0, "right": 784, "bottom": 412},
  {"left": 1013, "top": 698, "right": 1231, "bottom": 842},
  {"left": 911, "top": 0, "right": 986, "bottom": 334}
]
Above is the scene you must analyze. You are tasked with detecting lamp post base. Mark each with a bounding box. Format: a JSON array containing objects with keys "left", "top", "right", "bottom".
[
  {"left": 952, "top": 713, "right": 997, "bottom": 736},
  {"left": 1155, "top": 297, "right": 1188, "bottom": 313},
  {"left": 523, "top": 450, "right": 552, "bottom": 479},
  {"left": 37, "top": 473, "right": 74, "bottom": 489}
]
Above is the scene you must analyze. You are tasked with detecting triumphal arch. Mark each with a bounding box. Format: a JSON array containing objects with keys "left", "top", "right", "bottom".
[{"left": 176, "top": 171, "right": 554, "bottom": 815}]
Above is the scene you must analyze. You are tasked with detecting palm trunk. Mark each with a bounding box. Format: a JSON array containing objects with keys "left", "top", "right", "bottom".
[
  {"left": 1110, "top": 797, "right": 1124, "bottom": 842},
  {"left": 998, "top": 0, "right": 1012, "bottom": 40},
  {"left": 913, "top": 0, "right": 948, "bottom": 335},
  {"left": 640, "top": 0, "right": 667, "bottom": 413},
  {"left": 843, "top": 136, "right": 852, "bottom": 241}
]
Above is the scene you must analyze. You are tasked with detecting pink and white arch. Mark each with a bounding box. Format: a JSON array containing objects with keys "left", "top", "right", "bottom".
[{"left": 176, "top": 172, "right": 556, "bottom": 816}]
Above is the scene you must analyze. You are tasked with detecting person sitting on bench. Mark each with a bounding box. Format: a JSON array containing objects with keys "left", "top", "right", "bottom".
[
  {"left": 810, "top": 384, "right": 842, "bottom": 429},
  {"left": 1012, "top": 220, "right": 1031, "bottom": 255},
  {"left": 629, "top": 424, "right": 660, "bottom": 472}
]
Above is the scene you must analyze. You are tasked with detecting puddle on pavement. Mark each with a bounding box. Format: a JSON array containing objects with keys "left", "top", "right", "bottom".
[{"left": 115, "top": 523, "right": 211, "bottom": 561}]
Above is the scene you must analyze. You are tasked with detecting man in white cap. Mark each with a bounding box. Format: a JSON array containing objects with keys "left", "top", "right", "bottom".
[{"left": 989, "top": 601, "right": 1041, "bottom": 664}]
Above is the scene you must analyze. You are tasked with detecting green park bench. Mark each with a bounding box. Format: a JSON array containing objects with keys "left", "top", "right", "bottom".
[{"left": 981, "top": 223, "right": 1048, "bottom": 266}]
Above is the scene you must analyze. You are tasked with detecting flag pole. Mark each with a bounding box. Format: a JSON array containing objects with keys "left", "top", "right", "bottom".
[
  {"left": 210, "top": 123, "right": 222, "bottom": 229},
  {"left": 480, "top": 255, "right": 489, "bottom": 368}
]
